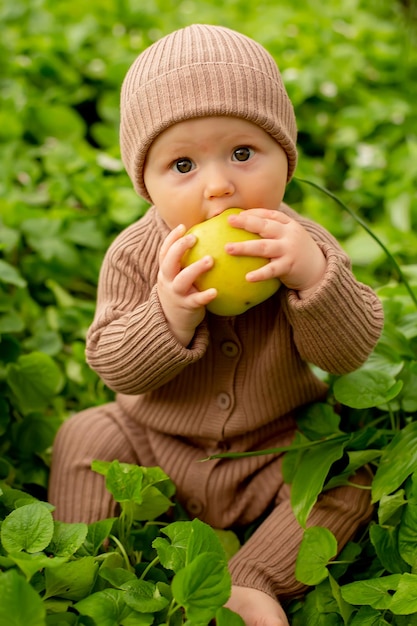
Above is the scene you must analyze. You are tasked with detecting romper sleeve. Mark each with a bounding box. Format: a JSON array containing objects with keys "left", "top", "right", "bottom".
[
  {"left": 85, "top": 213, "right": 209, "bottom": 395},
  {"left": 280, "top": 205, "right": 384, "bottom": 375}
]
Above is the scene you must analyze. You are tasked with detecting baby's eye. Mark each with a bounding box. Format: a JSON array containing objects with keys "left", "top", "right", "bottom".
[
  {"left": 172, "top": 158, "right": 194, "bottom": 173},
  {"left": 232, "top": 146, "right": 254, "bottom": 162}
]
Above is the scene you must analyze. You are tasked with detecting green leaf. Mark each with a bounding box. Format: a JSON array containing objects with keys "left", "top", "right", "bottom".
[
  {"left": 213, "top": 529, "right": 241, "bottom": 560},
  {"left": 44, "top": 556, "right": 99, "bottom": 601},
  {"left": 75, "top": 588, "right": 153, "bottom": 626},
  {"left": 77, "top": 517, "right": 116, "bottom": 556},
  {"left": 0, "top": 311, "right": 25, "bottom": 333},
  {"left": 13, "top": 413, "right": 60, "bottom": 458},
  {"left": 154, "top": 519, "right": 227, "bottom": 574},
  {"left": 369, "top": 524, "right": 410, "bottom": 574},
  {"left": 48, "top": 521, "right": 88, "bottom": 557},
  {"left": 0, "top": 259, "right": 27, "bottom": 287},
  {"left": 398, "top": 483, "right": 417, "bottom": 567},
  {"left": 296, "top": 403, "right": 342, "bottom": 439},
  {"left": 333, "top": 370, "right": 403, "bottom": 409},
  {"left": 215, "top": 606, "right": 246, "bottom": 625},
  {"left": 99, "top": 565, "right": 136, "bottom": 588},
  {"left": 132, "top": 484, "right": 173, "bottom": 521},
  {"left": 1, "top": 502, "right": 54, "bottom": 553},
  {"left": 328, "top": 573, "right": 354, "bottom": 625},
  {"left": 295, "top": 526, "right": 338, "bottom": 585},
  {"left": 290, "top": 438, "right": 348, "bottom": 527},
  {"left": 93, "top": 460, "right": 144, "bottom": 502},
  {"left": 6, "top": 352, "right": 64, "bottom": 414},
  {"left": 172, "top": 552, "right": 231, "bottom": 623},
  {"left": 121, "top": 579, "right": 169, "bottom": 613},
  {"left": 378, "top": 489, "right": 407, "bottom": 525},
  {"left": 372, "top": 421, "right": 417, "bottom": 503},
  {"left": 390, "top": 573, "right": 417, "bottom": 614},
  {"left": 341, "top": 574, "right": 402, "bottom": 609},
  {"left": 349, "top": 606, "right": 391, "bottom": 625},
  {"left": 0, "top": 569, "right": 46, "bottom": 626},
  {"left": 7, "top": 552, "right": 68, "bottom": 581}
]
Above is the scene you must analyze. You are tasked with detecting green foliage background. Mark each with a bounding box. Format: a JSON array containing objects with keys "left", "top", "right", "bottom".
[{"left": 1, "top": 0, "right": 417, "bottom": 622}]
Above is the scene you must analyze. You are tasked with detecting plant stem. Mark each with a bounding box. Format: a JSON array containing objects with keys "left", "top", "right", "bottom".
[
  {"left": 204, "top": 433, "right": 349, "bottom": 460},
  {"left": 109, "top": 534, "right": 133, "bottom": 572},
  {"left": 296, "top": 177, "right": 417, "bottom": 310},
  {"left": 139, "top": 555, "right": 160, "bottom": 580}
]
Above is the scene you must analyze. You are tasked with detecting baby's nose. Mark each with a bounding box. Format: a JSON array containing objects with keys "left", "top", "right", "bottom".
[{"left": 203, "top": 168, "right": 235, "bottom": 199}]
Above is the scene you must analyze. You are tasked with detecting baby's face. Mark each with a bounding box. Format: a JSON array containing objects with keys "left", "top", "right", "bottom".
[{"left": 143, "top": 116, "right": 288, "bottom": 231}]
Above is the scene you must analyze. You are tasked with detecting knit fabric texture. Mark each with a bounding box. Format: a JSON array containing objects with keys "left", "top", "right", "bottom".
[{"left": 120, "top": 24, "right": 298, "bottom": 201}]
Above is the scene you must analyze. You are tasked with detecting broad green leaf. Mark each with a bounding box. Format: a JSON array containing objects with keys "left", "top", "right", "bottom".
[
  {"left": 341, "top": 574, "right": 402, "bottom": 609},
  {"left": 215, "top": 607, "right": 245, "bottom": 625},
  {"left": 48, "top": 521, "right": 88, "bottom": 557},
  {"left": 282, "top": 431, "right": 309, "bottom": 484},
  {"left": 142, "top": 465, "right": 176, "bottom": 499},
  {"left": 325, "top": 449, "right": 381, "bottom": 490},
  {"left": 389, "top": 572, "right": 417, "bottom": 614},
  {"left": 372, "top": 421, "right": 417, "bottom": 502},
  {"left": 92, "top": 460, "right": 144, "bottom": 503},
  {"left": 172, "top": 552, "right": 231, "bottom": 623},
  {"left": 378, "top": 489, "right": 406, "bottom": 525},
  {"left": 13, "top": 413, "right": 60, "bottom": 457},
  {"left": 296, "top": 403, "right": 342, "bottom": 439},
  {"left": 29, "top": 104, "right": 86, "bottom": 142},
  {"left": 153, "top": 535, "right": 185, "bottom": 573},
  {"left": 154, "top": 519, "right": 227, "bottom": 575},
  {"left": 333, "top": 370, "right": 403, "bottom": 409},
  {"left": 1, "top": 502, "right": 54, "bottom": 553},
  {"left": 214, "top": 529, "right": 241, "bottom": 560},
  {"left": 349, "top": 606, "right": 390, "bottom": 625},
  {"left": 0, "top": 311, "right": 25, "bottom": 333},
  {"left": 132, "top": 484, "right": 173, "bottom": 520},
  {"left": 290, "top": 438, "right": 347, "bottom": 527},
  {"left": 7, "top": 552, "right": 68, "bottom": 581},
  {"left": 75, "top": 588, "right": 153, "bottom": 626},
  {"left": 6, "top": 352, "right": 64, "bottom": 414},
  {"left": 0, "top": 259, "right": 27, "bottom": 287},
  {"left": 295, "top": 526, "right": 338, "bottom": 585},
  {"left": 328, "top": 573, "right": 354, "bottom": 625},
  {"left": 121, "top": 579, "right": 169, "bottom": 612},
  {"left": 65, "top": 219, "right": 106, "bottom": 249},
  {"left": 369, "top": 524, "right": 410, "bottom": 574},
  {"left": 77, "top": 517, "right": 116, "bottom": 556},
  {"left": 187, "top": 518, "right": 228, "bottom": 563},
  {"left": 99, "top": 565, "right": 136, "bottom": 588},
  {"left": 44, "top": 557, "right": 99, "bottom": 601},
  {"left": 0, "top": 569, "right": 46, "bottom": 626},
  {"left": 398, "top": 494, "right": 417, "bottom": 567},
  {"left": 290, "top": 581, "right": 341, "bottom": 626}
]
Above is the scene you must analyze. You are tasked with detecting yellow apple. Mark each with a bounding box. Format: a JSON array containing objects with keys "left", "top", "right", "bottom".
[{"left": 181, "top": 208, "right": 281, "bottom": 316}]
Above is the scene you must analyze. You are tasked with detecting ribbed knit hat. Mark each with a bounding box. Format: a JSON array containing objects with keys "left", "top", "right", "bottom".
[{"left": 120, "top": 24, "right": 297, "bottom": 202}]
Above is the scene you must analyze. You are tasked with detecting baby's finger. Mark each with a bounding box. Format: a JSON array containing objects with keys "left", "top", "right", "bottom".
[
  {"left": 159, "top": 224, "right": 187, "bottom": 264},
  {"left": 174, "top": 255, "right": 214, "bottom": 293},
  {"left": 228, "top": 208, "right": 291, "bottom": 239}
]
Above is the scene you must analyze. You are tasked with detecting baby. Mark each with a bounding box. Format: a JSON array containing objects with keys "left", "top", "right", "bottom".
[{"left": 49, "top": 24, "right": 384, "bottom": 625}]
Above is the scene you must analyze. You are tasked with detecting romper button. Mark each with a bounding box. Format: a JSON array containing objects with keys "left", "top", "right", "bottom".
[
  {"left": 217, "top": 392, "right": 231, "bottom": 410},
  {"left": 187, "top": 498, "right": 204, "bottom": 515},
  {"left": 221, "top": 340, "right": 239, "bottom": 357}
]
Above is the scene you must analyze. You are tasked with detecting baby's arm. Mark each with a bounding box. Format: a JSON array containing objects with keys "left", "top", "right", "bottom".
[
  {"left": 225, "top": 206, "right": 383, "bottom": 374},
  {"left": 156, "top": 224, "right": 217, "bottom": 347},
  {"left": 85, "top": 217, "right": 212, "bottom": 394}
]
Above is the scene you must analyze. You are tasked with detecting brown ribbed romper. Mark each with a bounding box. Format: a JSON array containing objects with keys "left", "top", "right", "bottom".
[{"left": 49, "top": 202, "right": 383, "bottom": 599}]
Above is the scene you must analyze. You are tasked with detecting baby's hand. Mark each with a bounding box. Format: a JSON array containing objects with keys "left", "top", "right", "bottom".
[
  {"left": 225, "top": 585, "right": 289, "bottom": 626},
  {"left": 157, "top": 224, "right": 217, "bottom": 346},
  {"left": 226, "top": 208, "right": 327, "bottom": 299}
]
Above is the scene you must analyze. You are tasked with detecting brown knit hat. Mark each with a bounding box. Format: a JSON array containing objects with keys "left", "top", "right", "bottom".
[{"left": 120, "top": 24, "right": 297, "bottom": 202}]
